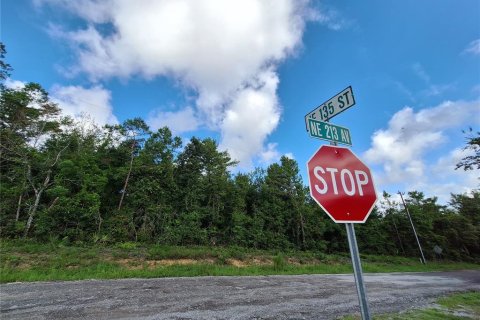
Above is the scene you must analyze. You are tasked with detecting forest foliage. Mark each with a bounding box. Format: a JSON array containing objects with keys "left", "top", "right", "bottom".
[{"left": 1, "top": 43, "right": 479, "bottom": 261}]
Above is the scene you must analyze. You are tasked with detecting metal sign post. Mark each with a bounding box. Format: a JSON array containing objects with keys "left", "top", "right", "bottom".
[
  {"left": 346, "top": 223, "right": 371, "bottom": 320},
  {"left": 330, "top": 138, "right": 370, "bottom": 320},
  {"left": 332, "top": 140, "right": 370, "bottom": 319}
]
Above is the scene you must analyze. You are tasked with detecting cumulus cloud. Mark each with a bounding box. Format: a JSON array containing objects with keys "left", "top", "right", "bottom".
[
  {"left": 50, "top": 84, "right": 118, "bottom": 126},
  {"left": 147, "top": 107, "right": 200, "bottom": 135},
  {"left": 259, "top": 142, "right": 281, "bottom": 165},
  {"left": 40, "top": 0, "right": 313, "bottom": 88},
  {"left": 365, "top": 99, "right": 480, "bottom": 203},
  {"left": 37, "top": 0, "right": 318, "bottom": 167},
  {"left": 403, "top": 147, "right": 479, "bottom": 204},
  {"left": 219, "top": 69, "right": 281, "bottom": 166}
]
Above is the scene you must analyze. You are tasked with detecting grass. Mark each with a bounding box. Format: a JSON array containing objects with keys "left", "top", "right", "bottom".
[
  {"left": 1, "top": 239, "right": 479, "bottom": 283},
  {"left": 342, "top": 291, "right": 480, "bottom": 319}
]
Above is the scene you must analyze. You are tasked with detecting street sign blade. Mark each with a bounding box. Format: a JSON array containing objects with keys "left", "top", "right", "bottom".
[
  {"left": 305, "top": 86, "right": 355, "bottom": 130},
  {"left": 307, "top": 118, "right": 352, "bottom": 146}
]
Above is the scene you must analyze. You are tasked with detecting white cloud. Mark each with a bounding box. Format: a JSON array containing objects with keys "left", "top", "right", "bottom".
[
  {"left": 411, "top": 147, "right": 479, "bottom": 204},
  {"left": 4, "top": 78, "right": 26, "bottom": 90},
  {"left": 284, "top": 152, "right": 295, "bottom": 159},
  {"left": 42, "top": 0, "right": 314, "bottom": 87},
  {"left": 259, "top": 142, "right": 281, "bottom": 165},
  {"left": 147, "top": 107, "right": 200, "bottom": 135},
  {"left": 38, "top": 0, "right": 318, "bottom": 167},
  {"left": 50, "top": 84, "right": 118, "bottom": 126},
  {"left": 219, "top": 69, "right": 281, "bottom": 166},
  {"left": 315, "top": 6, "right": 351, "bottom": 31},
  {"left": 34, "top": 0, "right": 111, "bottom": 23},
  {"left": 464, "top": 39, "right": 480, "bottom": 55},
  {"left": 365, "top": 99, "right": 480, "bottom": 203}
]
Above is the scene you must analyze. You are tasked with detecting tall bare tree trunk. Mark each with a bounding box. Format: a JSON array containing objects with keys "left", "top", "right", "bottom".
[
  {"left": 15, "top": 179, "right": 27, "bottom": 222},
  {"left": 392, "top": 217, "right": 405, "bottom": 254},
  {"left": 15, "top": 193, "right": 23, "bottom": 222},
  {"left": 24, "top": 170, "right": 51, "bottom": 237},
  {"left": 299, "top": 211, "right": 306, "bottom": 248},
  {"left": 118, "top": 141, "right": 135, "bottom": 211},
  {"left": 23, "top": 144, "right": 67, "bottom": 237},
  {"left": 97, "top": 214, "right": 103, "bottom": 234}
]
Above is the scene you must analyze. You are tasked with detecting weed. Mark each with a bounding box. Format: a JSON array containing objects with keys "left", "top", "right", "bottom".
[
  {"left": 117, "top": 242, "right": 138, "bottom": 250},
  {"left": 273, "top": 253, "right": 287, "bottom": 271}
]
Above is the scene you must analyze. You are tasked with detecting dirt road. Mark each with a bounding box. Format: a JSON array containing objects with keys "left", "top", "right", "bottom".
[{"left": 1, "top": 270, "right": 479, "bottom": 319}]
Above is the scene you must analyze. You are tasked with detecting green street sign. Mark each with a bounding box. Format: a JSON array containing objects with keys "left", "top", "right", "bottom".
[
  {"left": 305, "top": 86, "right": 355, "bottom": 130},
  {"left": 307, "top": 118, "right": 352, "bottom": 146}
]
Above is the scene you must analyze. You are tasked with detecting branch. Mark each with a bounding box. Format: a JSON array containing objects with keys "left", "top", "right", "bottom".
[
  {"left": 26, "top": 163, "right": 38, "bottom": 194},
  {"left": 51, "top": 143, "right": 69, "bottom": 168}
]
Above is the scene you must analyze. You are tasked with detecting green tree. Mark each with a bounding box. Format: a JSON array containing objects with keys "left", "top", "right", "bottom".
[
  {"left": 379, "top": 192, "right": 406, "bottom": 255},
  {"left": 302, "top": 193, "right": 328, "bottom": 251},
  {"left": 174, "top": 137, "right": 235, "bottom": 245},
  {"left": 450, "top": 191, "right": 480, "bottom": 225},
  {"left": 356, "top": 209, "right": 394, "bottom": 255},
  {"left": 228, "top": 172, "right": 265, "bottom": 248},
  {"left": 456, "top": 128, "right": 480, "bottom": 171},
  {"left": 258, "top": 156, "right": 307, "bottom": 249},
  {"left": 114, "top": 118, "right": 151, "bottom": 211},
  {"left": 0, "top": 42, "right": 12, "bottom": 88},
  {"left": 34, "top": 124, "right": 108, "bottom": 241},
  {"left": 124, "top": 127, "right": 181, "bottom": 242},
  {"left": 0, "top": 81, "right": 69, "bottom": 237},
  {"left": 447, "top": 191, "right": 480, "bottom": 257}
]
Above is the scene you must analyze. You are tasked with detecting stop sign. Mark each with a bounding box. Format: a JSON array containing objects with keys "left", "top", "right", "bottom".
[{"left": 307, "top": 145, "right": 377, "bottom": 223}]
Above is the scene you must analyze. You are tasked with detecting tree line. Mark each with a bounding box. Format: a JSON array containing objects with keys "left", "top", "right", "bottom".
[{"left": 1, "top": 43, "right": 479, "bottom": 261}]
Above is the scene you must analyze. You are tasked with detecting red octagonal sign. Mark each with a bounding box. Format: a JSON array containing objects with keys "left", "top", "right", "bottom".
[{"left": 307, "top": 145, "right": 377, "bottom": 223}]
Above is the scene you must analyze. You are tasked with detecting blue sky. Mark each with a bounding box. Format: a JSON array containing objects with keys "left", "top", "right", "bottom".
[{"left": 2, "top": 0, "right": 479, "bottom": 204}]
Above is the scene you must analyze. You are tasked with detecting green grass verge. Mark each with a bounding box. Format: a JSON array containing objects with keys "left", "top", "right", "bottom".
[
  {"left": 1, "top": 239, "right": 479, "bottom": 283},
  {"left": 343, "top": 291, "right": 480, "bottom": 319},
  {"left": 0, "top": 263, "right": 355, "bottom": 283}
]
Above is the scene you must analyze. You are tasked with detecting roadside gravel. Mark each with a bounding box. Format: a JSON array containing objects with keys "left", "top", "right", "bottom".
[{"left": 1, "top": 270, "right": 479, "bottom": 319}]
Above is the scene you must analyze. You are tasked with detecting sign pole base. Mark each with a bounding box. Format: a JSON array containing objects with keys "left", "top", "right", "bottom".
[{"left": 346, "top": 223, "right": 371, "bottom": 320}]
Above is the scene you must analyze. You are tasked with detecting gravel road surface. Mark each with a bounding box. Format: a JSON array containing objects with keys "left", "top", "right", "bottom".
[{"left": 1, "top": 270, "right": 479, "bottom": 319}]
